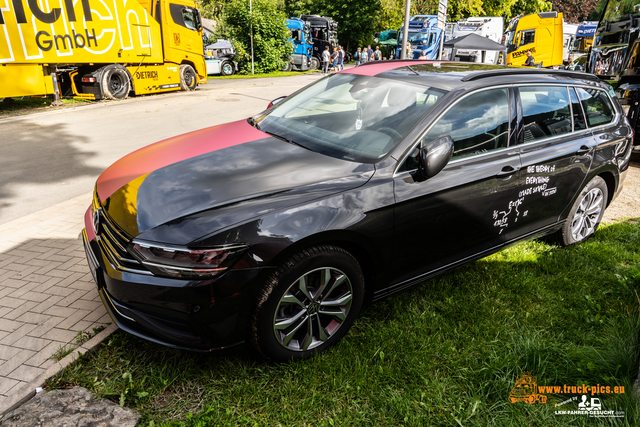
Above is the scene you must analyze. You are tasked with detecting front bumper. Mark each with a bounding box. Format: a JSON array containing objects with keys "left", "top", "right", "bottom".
[{"left": 82, "top": 207, "right": 264, "bottom": 351}]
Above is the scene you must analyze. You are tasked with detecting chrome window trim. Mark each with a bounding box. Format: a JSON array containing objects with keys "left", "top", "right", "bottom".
[{"left": 393, "top": 84, "right": 514, "bottom": 177}]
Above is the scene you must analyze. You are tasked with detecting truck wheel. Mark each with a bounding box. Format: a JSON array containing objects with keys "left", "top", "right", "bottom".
[
  {"left": 282, "top": 61, "right": 293, "bottom": 72},
  {"left": 179, "top": 64, "right": 197, "bottom": 91},
  {"left": 249, "top": 245, "right": 364, "bottom": 363},
  {"left": 220, "top": 61, "right": 234, "bottom": 76},
  {"left": 310, "top": 56, "right": 320, "bottom": 70},
  {"left": 101, "top": 66, "right": 130, "bottom": 100}
]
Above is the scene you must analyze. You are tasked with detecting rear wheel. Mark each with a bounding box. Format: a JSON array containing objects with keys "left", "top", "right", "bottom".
[
  {"left": 220, "top": 61, "right": 234, "bottom": 76},
  {"left": 101, "top": 66, "right": 130, "bottom": 100},
  {"left": 550, "top": 176, "right": 608, "bottom": 246},
  {"left": 179, "top": 64, "right": 197, "bottom": 91},
  {"left": 250, "top": 245, "right": 364, "bottom": 363}
]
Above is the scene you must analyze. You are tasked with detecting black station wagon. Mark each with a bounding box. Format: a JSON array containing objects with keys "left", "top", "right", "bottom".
[{"left": 83, "top": 62, "right": 634, "bottom": 362}]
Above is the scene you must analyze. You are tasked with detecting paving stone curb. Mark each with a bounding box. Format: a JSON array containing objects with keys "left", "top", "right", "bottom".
[{"left": 0, "top": 324, "right": 118, "bottom": 418}]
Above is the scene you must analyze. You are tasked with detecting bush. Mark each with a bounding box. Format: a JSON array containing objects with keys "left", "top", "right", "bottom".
[{"left": 224, "top": 0, "right": 293, "bottom": 74}]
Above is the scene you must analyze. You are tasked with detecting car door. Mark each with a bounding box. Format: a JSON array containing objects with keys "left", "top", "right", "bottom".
[
  {"left": 502, "top": 85, "right": 594, "bottom": 241},
  {"left": 391, "top": 87, "right": 522, "bottom": 286}
]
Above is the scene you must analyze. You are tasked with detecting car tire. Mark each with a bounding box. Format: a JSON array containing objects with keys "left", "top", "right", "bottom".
[
  {"left": 179, "top": 64, "right": 197, "bottom": 91},
  {"left": 249, "top": 245, "right": 364, "bottom": 363},
  {"left": 221, "top": 61, "right": 234, "bottom": 76},
  {"left": 101, "top": 66, "right": 130, "bottom": 100},
  {"left": 552, "top": 176, "right": 608, "bottom": 246},
  {"left": 310, "top": 56, "right": 320, "bottom": 70}
]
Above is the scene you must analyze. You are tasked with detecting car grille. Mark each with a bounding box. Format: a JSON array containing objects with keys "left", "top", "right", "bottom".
[{"left": 93, "top": 192, "right": 151, "bottom": 276}]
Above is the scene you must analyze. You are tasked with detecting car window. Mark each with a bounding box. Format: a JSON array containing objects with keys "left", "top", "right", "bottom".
[
  {"left": 170, "top": 4, "right": 199, "bottom": 31},
  {"left": 520, "top": 86, "right": 572, "bottom": 143},
  {"left": 575, "top": 87, "right": 615, "bottom": 127},
  {"left": 399, "top": 88, "right": 510, "bottom": 171},
  {"left": 520, "top": 30, "right": 535, "bottom": 46},
  {"left": 569, "top": 87, "right": 587, "bottom": 131}
]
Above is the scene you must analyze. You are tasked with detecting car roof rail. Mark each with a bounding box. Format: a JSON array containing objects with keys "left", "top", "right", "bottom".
[{"left": 461, "top": 68, "right": 601, "bottom": 82}]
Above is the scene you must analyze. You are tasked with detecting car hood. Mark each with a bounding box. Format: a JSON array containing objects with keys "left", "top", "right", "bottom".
[{"left": 97, "top": 120, "right": 374, "bottom": 242}]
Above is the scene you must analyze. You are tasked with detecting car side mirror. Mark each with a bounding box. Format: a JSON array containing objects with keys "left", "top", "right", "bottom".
[
  {"left": 268, "top": 96, "right": 287, "bottom": 109},
  {"left": 412, "top": 135, "right": 454, "bottom": 182}
]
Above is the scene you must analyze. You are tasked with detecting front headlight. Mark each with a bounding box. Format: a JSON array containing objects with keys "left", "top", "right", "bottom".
[{"left": 130, "top": 241, "right": 248, "bottom": 279}]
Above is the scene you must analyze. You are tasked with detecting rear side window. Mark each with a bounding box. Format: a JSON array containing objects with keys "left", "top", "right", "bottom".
[
  {"left": 576, "top": 88, "right": 615, "bottom": 127},
  {"left": 520, "top": 86, "right": 572, "bottom": 143}
]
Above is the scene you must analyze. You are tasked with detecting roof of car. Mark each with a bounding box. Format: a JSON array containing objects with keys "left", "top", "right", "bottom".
[{"left": 342, "top": 61, "right": 602, "bottom": 91}]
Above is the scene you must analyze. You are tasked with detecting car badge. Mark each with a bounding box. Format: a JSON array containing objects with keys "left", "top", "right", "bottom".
[{"left": 355, "top": 119, "right": 362, "bottom": 130}]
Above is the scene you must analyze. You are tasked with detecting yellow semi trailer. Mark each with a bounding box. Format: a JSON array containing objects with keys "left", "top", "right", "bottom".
[{"left": 0, "top": 0, "right": 207, "bottom": 100}]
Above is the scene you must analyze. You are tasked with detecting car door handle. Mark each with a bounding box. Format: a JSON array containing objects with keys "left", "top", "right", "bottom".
[
  {"left": 576, "top": 145, "right": 591, "bottom": 155},
  {"left": 496, "top": 165, "right": 520, "bottom": 177}
]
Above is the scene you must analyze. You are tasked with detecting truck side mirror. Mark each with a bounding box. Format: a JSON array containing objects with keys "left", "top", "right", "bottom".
[{"left": 412, "top": 135, "right": 454, "bottom": 182}]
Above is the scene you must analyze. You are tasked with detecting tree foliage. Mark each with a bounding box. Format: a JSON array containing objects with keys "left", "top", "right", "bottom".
[
  {"left": 224, "top": 0, "right": 293, "bottom": 73},
  {"left": 552, "top": 0, "right": 600, "bottom": 23}
]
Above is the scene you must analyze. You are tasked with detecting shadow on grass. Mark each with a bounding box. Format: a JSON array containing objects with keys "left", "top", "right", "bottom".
[{"left": 47, "top": 219, "right": 640, "bottom": 427}]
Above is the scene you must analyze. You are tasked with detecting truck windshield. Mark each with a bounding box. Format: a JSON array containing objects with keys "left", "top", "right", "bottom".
[
  {"left": 602, "top": 0, "right": 640, "bottom": 23},
  {"left": 399, "top": 31, "right": 433, "bottom": 44},
  {"left": 254, "top": 74, "right": 447, "bottom": 163}
]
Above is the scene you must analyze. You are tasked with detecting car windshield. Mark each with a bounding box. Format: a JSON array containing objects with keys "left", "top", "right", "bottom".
[{"left": 255, "top": 73, "right": 447, "bottom": 163}]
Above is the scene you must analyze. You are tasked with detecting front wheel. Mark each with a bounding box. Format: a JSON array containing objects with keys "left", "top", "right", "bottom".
[
  {"left": 250, "top": 245, "right": 364, "bottom": 363},
  {"left": 179, "top": 64, "right": 197, "bottom": 91},
  {"left": 310, "top": 56, "right": 320, "bottom": 70},
  {"left": 551, "top": 176, "right": 608, "bottom": 246},
  {"left": 282, "top": 61, "right": 293, "bottom": 72}
]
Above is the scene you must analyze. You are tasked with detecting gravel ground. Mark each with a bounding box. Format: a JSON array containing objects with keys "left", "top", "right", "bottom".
[{"left": 602, "top": 151, "right": 640, "bottom": 223}]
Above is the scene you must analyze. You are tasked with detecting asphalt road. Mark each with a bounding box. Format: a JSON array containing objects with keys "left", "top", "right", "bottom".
[{"left": 0, "top": 74, "right": 324, "bottom": 225}]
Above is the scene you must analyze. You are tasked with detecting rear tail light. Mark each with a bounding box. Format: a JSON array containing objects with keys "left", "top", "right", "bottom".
[{"left": 82, "top": 77, "right": 96, "bottom": 83}]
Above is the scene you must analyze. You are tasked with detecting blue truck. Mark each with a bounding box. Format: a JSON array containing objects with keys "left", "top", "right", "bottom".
[
  {"left": 284, "top": 18, "right": 314, "bottom": 71},
  {"left": 396, "top": 15, "right": 445, "bottom": 60}
]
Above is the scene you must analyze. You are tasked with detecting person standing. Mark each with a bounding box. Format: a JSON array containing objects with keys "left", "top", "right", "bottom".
[
  {"left": 524, "top": 50, "right": 535, "bottom": 67},
  {"left": 339, "top": 46, "right": 345, "bottom": 70},
  {"left": 418, "top": 50, "right": 428, "bottom": 60},
  {"left": 322, "top": 45, "right": 330, "bottom": 74},
  {"left": 367, "top": 45, "right": 374, "bottom": 62},
  {"left": 354, "top": 47, "right": 361, "bottom": 66},
  {"left": 361, "top": 48, "right": 368, "bottom": 64},
  {"left": 330, "top": 47, "right": 339, "bottom": 72},
  {"left": 374, "top": 46, "right": 382, "bottom": 61}
]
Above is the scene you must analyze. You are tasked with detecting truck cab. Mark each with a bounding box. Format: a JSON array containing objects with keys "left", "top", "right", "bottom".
[
  {"left": 299, "top": 15, "right": 342, "bottom": 68},
  {"left": 396, "top": 15, "right": 444, "bottom": 60},
  {"left": 568, "top": 21, "right": 598, "bottom": 61},
  {"left": 505, "top": 12, "right": 564, "bottom": 67},
  {"left": 285, "top": 18, "right": 313, "bottom": 71}
]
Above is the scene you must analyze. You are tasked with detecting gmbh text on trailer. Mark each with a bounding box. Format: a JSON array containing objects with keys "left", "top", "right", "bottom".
[{"left": 0, "top": 0, "right": 207, "bottom": 100}]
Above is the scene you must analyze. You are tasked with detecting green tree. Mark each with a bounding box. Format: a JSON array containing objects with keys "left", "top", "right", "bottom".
[{"left": 224, "top": 0, "right": 293, "bottom": 73}]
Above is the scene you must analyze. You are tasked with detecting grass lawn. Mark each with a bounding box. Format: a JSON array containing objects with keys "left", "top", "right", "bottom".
[{"left": 48, "top": 219, "right": 640, "bottom": 426}]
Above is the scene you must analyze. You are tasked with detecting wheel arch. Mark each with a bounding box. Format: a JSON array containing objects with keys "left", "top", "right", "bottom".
[
  {"left": 262, "top": 230, "right": 382, "bottom": 303},
  {"left": 597, "top": 170, "right": 617, "bottom": 207}
]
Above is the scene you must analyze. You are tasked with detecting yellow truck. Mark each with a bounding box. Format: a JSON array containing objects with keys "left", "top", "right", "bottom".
[
  {"left": 0, "top": 0, "right": 207, "bottom": 100},
  {"left": 504, "top": 12, "right": 564, "bottom": 68}
]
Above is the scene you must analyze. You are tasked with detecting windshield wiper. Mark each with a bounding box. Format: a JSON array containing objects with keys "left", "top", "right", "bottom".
[{"left": 263, "top": 131, "right": 312, "bottom": 151}]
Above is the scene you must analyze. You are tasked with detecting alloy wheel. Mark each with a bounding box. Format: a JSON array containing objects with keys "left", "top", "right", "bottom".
[
  {"left": 273, "top": 267, "right": 353, "bottom": 351},
  {"left": 571, "top": 187, "right": 604, "bottom": 241}
]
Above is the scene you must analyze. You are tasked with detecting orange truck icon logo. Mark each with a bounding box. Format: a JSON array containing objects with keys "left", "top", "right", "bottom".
[{"left": 509, "top": 372, "right": 548, "bottom": 404}]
